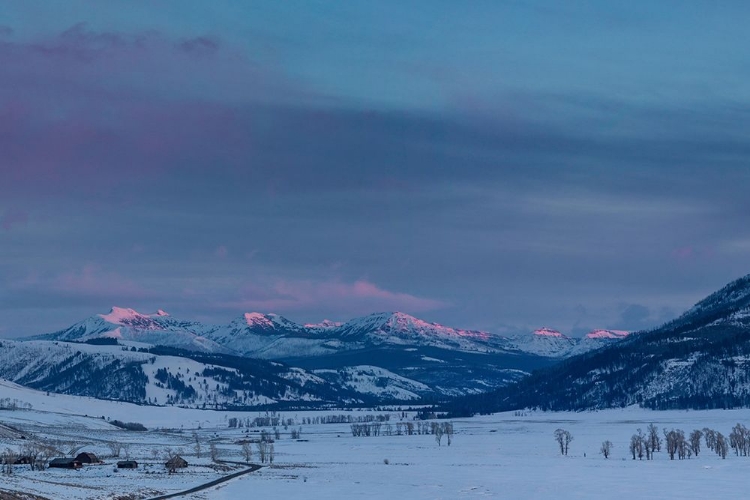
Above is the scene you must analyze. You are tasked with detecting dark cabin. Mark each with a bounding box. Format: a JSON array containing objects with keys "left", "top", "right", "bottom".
[
  {"left": 165, "top": 455, "right": 188, "bottom": 471},
  {"left": 117, "top": 460, "right": 138, "bottom": 469},
  {"left": 49, "top": 458, "right": 82, "bottom": 469},
  {"left": 75, "top": 452, "right": 102, "bottom": 464}
]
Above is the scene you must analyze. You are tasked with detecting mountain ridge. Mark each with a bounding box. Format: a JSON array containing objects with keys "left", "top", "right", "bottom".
[
  {"left": 447, "top": 272, "right": 750, "bottom": 414},
  {"left": 34, "top": 307, "right": 629, "bottom": 360}
]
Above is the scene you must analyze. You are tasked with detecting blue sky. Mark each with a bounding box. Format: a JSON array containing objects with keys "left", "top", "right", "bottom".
[{"left": 2, "top": 1, "right": 750, "bottom": 336}]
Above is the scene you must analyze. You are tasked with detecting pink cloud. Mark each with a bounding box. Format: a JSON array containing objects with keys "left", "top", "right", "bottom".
[
  {"left": 13, "top": 264, "right": 154, "bottom": 300},
  {"left": 215, "top": 245, "right": 229, "bottom": 259},
  {"left": 53, "top": 265, "right": 152, "bottom": 298},
  {"left": 0, "top": 208, "right": 29, "bottom": 231},
  {"left": 671, "top": 246, "right": 694, "bottom": 260},
  {"left": 670, "top": 246, "right": 714, "bottom": 262},
  {"left": 224, "top": 279, "right": 447, "bottom": 316},
  {"left": 0, "top": 23, "right": 308, "bottom": 200}
]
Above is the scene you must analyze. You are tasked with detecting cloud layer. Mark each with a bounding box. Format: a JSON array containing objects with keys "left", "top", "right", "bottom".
[{"left": 2, "top": 5, "right": 750, "bottom": 336}]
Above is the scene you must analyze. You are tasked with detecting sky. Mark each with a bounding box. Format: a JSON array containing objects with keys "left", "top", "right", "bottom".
[{"left": 2, "top": 1, "right": 750, "bottom": 337}]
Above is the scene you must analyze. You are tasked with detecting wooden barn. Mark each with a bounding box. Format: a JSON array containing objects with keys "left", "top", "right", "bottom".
[
  {"left": 49, "top": 458, "right": 82, "bottom": 469},
  {"left": 75, "top": 452, "right": 102, "bottom": 464},
  {"left": 117, "top": 460, "right": 138, "bottom": 469},
  {"left": 165, "top": 455, "right": 188, "bottom": 471}
]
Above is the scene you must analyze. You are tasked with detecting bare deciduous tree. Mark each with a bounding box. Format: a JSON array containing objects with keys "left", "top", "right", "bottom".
[
  {"left": 2, "top": 448, "right": 18, "bottom": 475},
  {"left": 554, "top": 429, "right": 573, "bottom": 456},
  {"left": 444, "top": 422, "right": 454, "bottom": 446},
  {"left": 241, "top": 442, "right": 252, "bottom": 462},
  {"left": 209, "top": 443, "right": 220, "bottom": 462},
  {"left": 107, "top": 441, "right": 122, "bottom": 458},
  {"left": 600, "top": 440, "right": 613, "bottom": 459},
  {"left": 647, "top": 424, "right": 661, "bottom": 454},
  {"left": 629, "top": 433, "right": 642, "bottom": 460},
  {"left": 193, "top": 432, "right": 202, "bottom": 458},
  {"left": 257, "top": 440, "right": 268, "bottom": 463},
  {"left": 716, "top": 432, "right": 728, "bottom": 459},
  {"left": 729, "top": 423, "right": 749, "bottom": 457},
  {"left": 689, "top": 429, "right": 703, "bottom": 457},
  {"left": 703, "top": 428, "right": 717, "bottom": 452}
]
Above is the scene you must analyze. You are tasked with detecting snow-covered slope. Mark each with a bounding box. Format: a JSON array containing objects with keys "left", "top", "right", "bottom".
[
  {"left": 205, "top": 313, "right": 352, "bottom": 358},
  {"left": 39, "top": 307, "right": 228, "bottom": 354},
  {"left": 204, "top": 311, "right": 512, "bottom": 358},
  {"left": 332, "top": 312, "right": 506, "bottom": 352},
  {"left": 313, "top": 365, "right": 434, "bottom": 401},
  {"left": 454, "top": 272, "right": 750, "bottom": 412},
  {"left": 0, "top": 339, "right": 358, "bottom": 408},
  {"left": 507, "top": 328, "right": 577, "bottom": 357}
]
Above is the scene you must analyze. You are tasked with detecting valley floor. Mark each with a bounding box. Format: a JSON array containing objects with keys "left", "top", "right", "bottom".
[{"left": 2, "top": 380, "right": 750, "bottom": 499}]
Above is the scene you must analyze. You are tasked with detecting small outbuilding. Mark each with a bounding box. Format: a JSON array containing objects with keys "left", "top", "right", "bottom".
[
  {"left": 49, "top": 458, "right": 82, "bottom": 469},
  {"left": 117, "top": 460, "right": 138, "bottom": 469},
  {"left": 75, "top": 452, "right": 102, "bottom": 464},
  {"left": 165, "top": 455, "right": 188, "bottom": 471}
]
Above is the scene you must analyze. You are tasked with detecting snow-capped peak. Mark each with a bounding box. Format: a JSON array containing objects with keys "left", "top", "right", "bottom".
[
  {"left": 585, "top": 329, "right": 630, "bottom": 339},
  {"left": 532, "top": 327, "right": 567, "bottom": 338},
  {"left": 234, "top": 312, "right": 304, "bottom": 334},
  {"left": 99, "top": 307, "right": 170, "bottom": 325},
  {"left": 244, "top": 312, "right": 275, "bottom": 327}
]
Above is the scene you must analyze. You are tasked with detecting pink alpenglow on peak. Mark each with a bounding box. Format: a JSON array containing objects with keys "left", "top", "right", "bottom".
[
  {"left": 381, "top": 312, "right": 492, "bottom": 341},
  {"left": 586, "top": 329, "right": 630, "bottom": 339},
  {"left": 99, "top": 306, "right": 170, "bottom": 324},
  {"left": 532, "top": 327, "right": 566, "bottom": 338},
  {"left": 243, "top": 312, "right": 275, "bottom": 326}
]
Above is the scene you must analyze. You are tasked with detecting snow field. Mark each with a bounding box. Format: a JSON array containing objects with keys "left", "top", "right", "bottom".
[{"left": 4, "top": 380, "right": 750, "bottom": 499}]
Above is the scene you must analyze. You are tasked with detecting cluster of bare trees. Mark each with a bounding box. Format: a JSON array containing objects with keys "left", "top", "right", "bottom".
[
  {"left": 627, "top": 424, "right": 661, "bottom": 460},
  {"left": 703, "top": 428, "right": 728, "bottom": 459},
  {"left": 236, "top": 431, "right": 275, "bottom": 464},
  {"left": 351, "top": 422, "right": 383, "bottom": 437},
  {"left": 554, "top": 429, "right": 573, "bottom": 456},
  {"left": 229, "top": 412, "right": 394, "bottom": 429},
  {"left": 0, "top": 398, "right": 33, "bottom": 410},
  {"left": 256, "top": 434, "right": 274, "bottom": 464},
  {"left": 605, "top": 424, "right": 737, "bottom": 461},
  {"left": 433, "top": 422, "right": 454, "bottom": 446},
  {"left": 351, "top": 420, "right": 454, "bottom": 445},
  {"left": 1, "top": 441, "right": 59, "bottom": 474}
]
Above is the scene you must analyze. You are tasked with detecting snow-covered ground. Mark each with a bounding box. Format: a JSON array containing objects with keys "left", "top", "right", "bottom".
[{"left": 3, "top": 379, "right": 750, "bottom": 499}]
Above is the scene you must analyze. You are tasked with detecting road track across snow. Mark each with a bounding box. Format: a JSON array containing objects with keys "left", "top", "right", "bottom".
[{"left": 145, "top": 461, "right": 262, "bottom": 500}]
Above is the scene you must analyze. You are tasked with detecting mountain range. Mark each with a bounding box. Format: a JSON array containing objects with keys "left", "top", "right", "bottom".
[
  {"left": 6, "top": 273, "right": 750, "bottom": 412},
  {"left": 37, "top": 307, "right": 628, "bottom": 359},
  {"left": 0, "top": 308, "right": 630, "bottom": 407}
]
